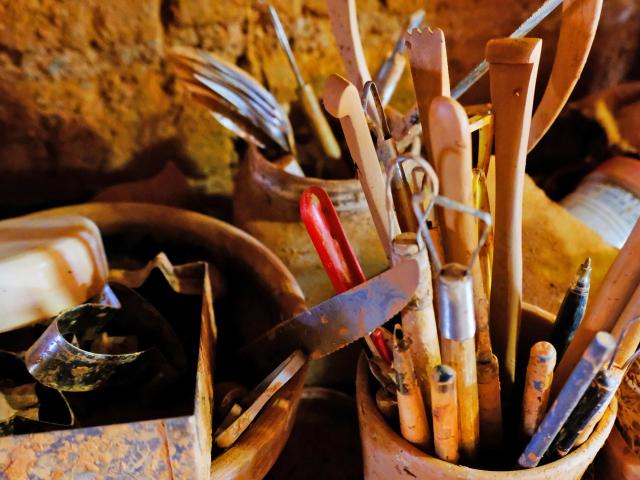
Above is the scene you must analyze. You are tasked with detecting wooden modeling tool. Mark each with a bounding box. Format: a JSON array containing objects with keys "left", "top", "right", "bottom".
[
  {"left": 393, "top": 324, "right": 432, "bottom": 450},
  {"left": 405, "top": 27, "right": 450, "bottom": 162},
  {"left": 268, "top": 6, "right": 342, "bottom": 165},
  {"left": 487, "top": 38, "right": 542, "bottom": 395},
  {"left": 522, "top": 341, "right": 556, "bottom": 438},
  {"left": 430, "top": 364, "right": 460, "bottom": 463},
  {"left": 518, "top": 332, "right": 615, "bottom": 468},
  {"left": 438, "top": 264, "right": 480, "bottom": 462},
  {"left": 476, "top": 351, "right": 503, "bottom": 452},
  {"left": 323, "top": 74, "right": 400, "bottom": 257},
  {"left": 326, "top": 0, "right": 380, "bottom": 125},
  {"left": 394, "top": 0, "right": 602, "bottom": 153},
  {"left": 554, "top": 218, "right": 640, "bottom": 393}
]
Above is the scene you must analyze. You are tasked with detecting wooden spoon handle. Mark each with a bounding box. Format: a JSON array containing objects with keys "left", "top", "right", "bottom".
[{"left": 487, "top": 38, "right": 542, "bottom": 394}]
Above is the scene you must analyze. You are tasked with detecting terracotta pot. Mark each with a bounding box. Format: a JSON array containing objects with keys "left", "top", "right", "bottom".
[
  {"left": 356, "top": 304, "right": 617, "bottom": 479},
  {"left": 28, "top": 202, "right": 307, "bottom": 480}
]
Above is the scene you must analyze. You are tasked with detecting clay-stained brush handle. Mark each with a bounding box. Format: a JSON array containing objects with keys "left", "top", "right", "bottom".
[{"left": 487, "top": 38, "right": 542, "bottom": 395}]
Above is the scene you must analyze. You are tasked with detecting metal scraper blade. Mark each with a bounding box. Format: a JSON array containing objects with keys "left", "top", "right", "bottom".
[{"left": 241, "top": 258, "right": 419, "bottom": 364}]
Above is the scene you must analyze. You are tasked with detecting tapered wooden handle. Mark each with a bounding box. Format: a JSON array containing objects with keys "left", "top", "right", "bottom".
[
  {"left": 323, "top": 74, "right": 397, "bottom": 257},
  {"left": 487, "top": 38, "right": 542, "bottom": 394},
  {"left": 405, "top": 27, "right": 450, "bottom": 161},
  {"left": 528, "top": 0, "right": 603, "bottom": 151}
]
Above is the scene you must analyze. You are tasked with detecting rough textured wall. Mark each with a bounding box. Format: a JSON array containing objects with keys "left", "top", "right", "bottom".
[{"left": 0, "top": 0, "right": 637, "bottom": 211}]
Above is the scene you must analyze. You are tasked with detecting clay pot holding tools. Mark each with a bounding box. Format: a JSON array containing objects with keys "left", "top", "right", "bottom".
[
  {"left": 19, "top": 202, "right": 307, "bottom": 480},
  {"left": 234, "top": 146, "right": 387, "bottom": 307},
  {"left": 356, "top": 305, "right": 617, "bottom": 479}
]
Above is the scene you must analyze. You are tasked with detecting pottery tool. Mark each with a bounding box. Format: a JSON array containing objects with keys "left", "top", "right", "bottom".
[
  {"left": 169, "top": 47, "right": 300, "bottom": 172},
  {"left": 391, "top": 232, "right": 441, "bottom": 405},
  {"left": 521, "top": 341, "right": 557, "bottom": 439},
  {"left": 413, "top": 194, "right": 492, "bottom": 463},
  {"left": 394, "top": 0, "right": 602, "bottom": 152},
  {"left": 326, "top": 0, "right": 380, "bottom": 125},
  {"left": 554, "top": 218, "right": 640, "bottom": 392},
  {"left": 487, "top": 38, "right": 542, "bottom": 395},
  {"left": 430, "top": 364, "right": 460, "bottom": 463},
  {"left": 386, "top": 155, "right": 441, "bottom": 403},
  {"left": 428, "top": 96, "right": 500, "bottom": 447},
  {"left": 241, "top": 258, "right": 419, "bottom": 363},
  {"left": 472, "top": 169, "right": 494, "bottom": 299},
  {"left": 405, "top": 27, "right": 450, "bottom": 163},
  {"left": 549, "top": 258, "right": 591, "bottom": 364},
  {"left": 268, "top": 6, "right": 342, "bottom": 166},
  {"left": 0, "top": 215, "right": 108, "bottom": 333},
  {"left": 363, "top": 81, "right": 417, "bottom": 233},
  {"left": 215, "top": 350, "right": 306, "bottom": 448},
  {"left": 518, "top": 331, "right": 615, "bottom": 468},
  {"left": 393, "top": 324, "right": 432, "bottom": 450},
  {"left": 375, "top": 9, "right": 425, "bottom": 107},
  {"left": 299, "top": 185, "right": 391, "bottom": 360},
  {"left": 323, "top": 74, "right": 400, "bottom": 257}
]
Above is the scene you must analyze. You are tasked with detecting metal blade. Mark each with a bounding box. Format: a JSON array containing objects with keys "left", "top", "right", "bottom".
[{"left": 241, "top": 259, "right": 419, "bottom": 364}]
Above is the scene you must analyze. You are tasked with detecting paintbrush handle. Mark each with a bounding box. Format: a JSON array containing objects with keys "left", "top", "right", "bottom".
[{"left": 487, "top": 38, "right": 542, "bottom": 394}]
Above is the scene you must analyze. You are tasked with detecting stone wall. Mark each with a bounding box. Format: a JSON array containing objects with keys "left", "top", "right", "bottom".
[{"left": 0, "top": 0, "right": 637, "bottom": 211}]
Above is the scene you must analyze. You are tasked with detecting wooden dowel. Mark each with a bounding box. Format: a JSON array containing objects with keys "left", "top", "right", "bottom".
[
  {"left": 487, "top": 38, "right": 542, "bottom": 395},
  {"left": 430, "top": 364, "right": 460, "bottom": 463},
  {"left": 393, "top": 324, "right": 432, "bottom": 450},
  {"left": 522, "top": 341, "right": 556, "bottom": 438}
]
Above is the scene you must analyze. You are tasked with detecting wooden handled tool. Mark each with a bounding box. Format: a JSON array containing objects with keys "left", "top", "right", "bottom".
[
  {"left": 476, "top": 351, "right": 503, "bottom": 453},
  {"left": 391, "top": 233, "right": 441, "bottom": 405},
  {"left": 405, "top": 27, "right": 450, "bottom": 162},
  {"left": 437, "top": 264, "right": 480, "bottom": 463},
  {"left": 430, "top": 364, "right": 460, "bottom": 463},
  {"left": 268, "top": 6, "right": 341, "bottom": 164},
  {"left": 487, "top": 38, "right": 542, "bottom": 395},
  {"left": 553, "top": 218, "right": 640, "bottom": 394},
  {"left": 393, "top": 324, "right": 432, "bottom": 450},
  {"left": 522, "top": 341, "right": 556, "bottom": 438},
  {"left": 326, "top": 0, "right": 379, "bottom": 125},
  {"left": 394, "top": 0, "right": 602, "bottom": 154},
  {"left": 323, "top": 74, "right": 399, "bottom": 257}
]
